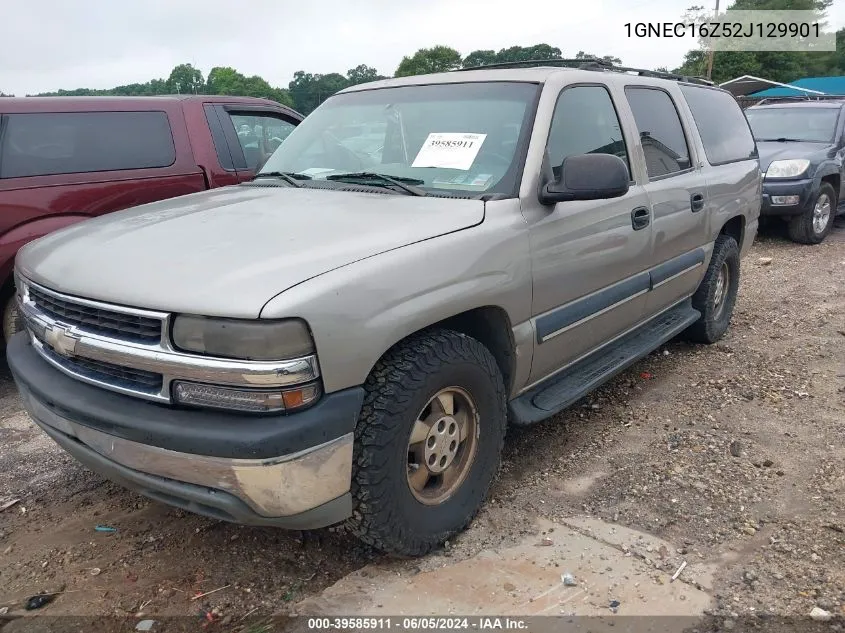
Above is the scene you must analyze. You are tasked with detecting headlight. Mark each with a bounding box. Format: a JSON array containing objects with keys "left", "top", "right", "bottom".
[
  {"left": 765, "top": 159, "right": 810, "bottom": 179},
  {"left": 171, "top": 316, "right": 314, "bottom": 360}
]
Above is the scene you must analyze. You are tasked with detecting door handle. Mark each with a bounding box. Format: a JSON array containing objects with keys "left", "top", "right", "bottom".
[
  {"left": 691, "top": 193, "right": 705, "bottom": 212},
  {"left": 631, "top": 206, "right": 650, "bottom": 231}
]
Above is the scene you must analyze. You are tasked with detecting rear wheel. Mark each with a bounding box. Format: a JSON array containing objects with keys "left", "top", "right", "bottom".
[
  {"left": 787, "top": 183, "right": 836, "bottom": 245},
  {"left": 348, "top": 330, "right": 506, "bottom": 556},
  {"left": 685, "top": 234, "right": 740, "bottom": 344}
]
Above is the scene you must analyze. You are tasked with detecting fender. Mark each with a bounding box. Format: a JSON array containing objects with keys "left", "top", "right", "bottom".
[
  {"left": 814, "top": 160, "right": 842, "bottom": 185},
  {"left": 814, "top": 158, "right": 842, "bottom": 182},
  {"left": 0, "top": 214, "right": 93, "bottom": 286}
]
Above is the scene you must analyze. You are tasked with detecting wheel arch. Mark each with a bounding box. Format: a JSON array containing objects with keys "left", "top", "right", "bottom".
[
  {"left": 819, "top": 173, "right": 840, "bottom": 203},
  {"left": 719, "top": 215, "right": 745, "bottom": 248},
  {"left": 374, "top": 305, "right": 518, "bottom": 398}
]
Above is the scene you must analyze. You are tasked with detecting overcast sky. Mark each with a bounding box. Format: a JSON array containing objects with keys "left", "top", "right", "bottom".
[{"left": 1, "top": 0, "right": 843, "bottom": 96}]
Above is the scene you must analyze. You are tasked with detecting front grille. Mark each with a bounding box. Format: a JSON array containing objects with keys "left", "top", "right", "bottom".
[
  {"left": 29, "top": 287, "right": 161, "bottom": 343},
  {"left": 41, "top": 343, "right": 163, "bottom": 393}
]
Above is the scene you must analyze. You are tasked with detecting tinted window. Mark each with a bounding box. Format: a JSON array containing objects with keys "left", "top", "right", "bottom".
[
  {"left": 744, "top": 107, "right": 840, "bottom": 144},
  {"left": 228, "top": 113, "right": 297, "bottom": 170},
  {"left": 0, "top": 112, "right": 175, "bottom": 179},
  {"left": 625, "top": 87, "right": 691, "bottom": 178},
  {"left": 681, "top": 86, "right": 757, "bottom": 164},
  {"left": 547, "top": 86, "right": 629, "bottom": 179}
]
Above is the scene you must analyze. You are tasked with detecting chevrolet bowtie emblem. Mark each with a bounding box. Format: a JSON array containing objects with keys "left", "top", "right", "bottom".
[{"left": 45, "top": 325, "right": 79, "bottom": 357}]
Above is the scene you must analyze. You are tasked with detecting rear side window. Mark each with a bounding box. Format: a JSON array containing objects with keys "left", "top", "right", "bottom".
[
  {"left": 625, "top": 87, "right": 691, "bottom": 178},
  {"left": 0, "top": 111, "right": 175, "bottom": 179},
  {"left": 680, "top": 86, "right": 757, "bottom": 165}
]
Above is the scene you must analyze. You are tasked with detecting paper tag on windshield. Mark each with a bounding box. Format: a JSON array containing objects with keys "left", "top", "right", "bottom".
[
  {"left": 300, "top": 167, "right": 336, "bottom": 177},
  {"left": 412, "top": 133, "right": 487, "bottom": 171}
]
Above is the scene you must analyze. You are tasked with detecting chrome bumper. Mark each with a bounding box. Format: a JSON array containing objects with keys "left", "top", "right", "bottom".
[{"left": 21, "top": 387, "right": 353, "bottom": 518}]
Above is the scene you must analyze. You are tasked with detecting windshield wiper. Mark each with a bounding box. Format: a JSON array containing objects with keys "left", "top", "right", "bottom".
[
  {"left": 326, "top": 172, "right": 427, "bottom": 196},
  {"left": 756, "top": 137, "right": 805, "bottom": 143},
  {"left": 254, "top": 171, "right": 313, "bottom": 187}
]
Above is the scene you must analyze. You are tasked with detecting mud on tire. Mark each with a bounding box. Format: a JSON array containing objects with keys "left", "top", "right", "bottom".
[{"left": 347, "top": 329, "right": 507, "bottom": 556}]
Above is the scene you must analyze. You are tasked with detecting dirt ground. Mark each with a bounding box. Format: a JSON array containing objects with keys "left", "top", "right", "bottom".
[{"left": 1, "top": 221, "right": 843, "bottom": 629}]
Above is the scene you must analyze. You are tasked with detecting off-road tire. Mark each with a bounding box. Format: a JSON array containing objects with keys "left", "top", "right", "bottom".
[
  {"left": 787, "top": 182, "right": 836, "bottom": 245},
  {"left": 347, "top": 329, "right": 506, "bottom": 556},
  {"left": 685, "top": 234, "right": 740, "bottom": 344}
]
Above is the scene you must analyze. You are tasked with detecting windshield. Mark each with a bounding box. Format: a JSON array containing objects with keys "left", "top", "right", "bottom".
[
  {"left": 745, "top": 107, "right": 840, "bottom": 143},
  {"left": 258, "top": 82, "right": 540, "bottom": 196}
]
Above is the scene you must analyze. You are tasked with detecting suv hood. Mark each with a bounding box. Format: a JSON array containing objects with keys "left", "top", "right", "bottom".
[
  {"left": 757, "top": 141, "right": 834, "bottom": 173},
  {"left": 17, "top": 185, "right": 485, "bottom": 318}
]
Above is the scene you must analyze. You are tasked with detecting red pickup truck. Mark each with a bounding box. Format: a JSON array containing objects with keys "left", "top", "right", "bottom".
[{"left": 0, "top": 95, "right": 303, "bottom": 345}]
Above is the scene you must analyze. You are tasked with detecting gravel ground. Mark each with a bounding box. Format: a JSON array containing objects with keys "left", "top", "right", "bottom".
[{"left": 0, "top": 221, "right": 843, "bottom": 627}]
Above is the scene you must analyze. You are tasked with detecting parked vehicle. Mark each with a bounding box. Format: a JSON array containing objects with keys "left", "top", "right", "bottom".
[
  {"left": 744, "top": 100, "right": 845, "bottom": 244},
  {"left": 7, "top": 62, "right": 761, "bottom": 556},
  {"left": 0, "top": 95, "right": 303, "bottom": 345}
]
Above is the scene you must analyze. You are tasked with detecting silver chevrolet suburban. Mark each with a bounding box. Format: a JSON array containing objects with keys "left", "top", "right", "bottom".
[{"left": 8, "top": 62, "right": 761, "bottom": 556}]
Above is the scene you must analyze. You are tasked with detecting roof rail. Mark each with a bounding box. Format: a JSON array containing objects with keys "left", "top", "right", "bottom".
[
  {"left": 454, "top": 58, "right": 714, "bottom": 87},
  {"left": 456, "top": 58, "right": 614, "bottom": 72}
]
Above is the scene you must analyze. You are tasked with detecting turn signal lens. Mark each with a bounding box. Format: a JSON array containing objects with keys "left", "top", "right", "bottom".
[
  {"left": 172, "top": 381, "right": 320, "bottom": 413},
  {"left": 282, "top": 384, "right": 320, "bottom": 409}
]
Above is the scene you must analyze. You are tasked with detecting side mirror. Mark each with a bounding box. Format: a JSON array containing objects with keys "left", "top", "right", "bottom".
[{"left": 539, "top": 153, "right": 630, "bottom": 205}]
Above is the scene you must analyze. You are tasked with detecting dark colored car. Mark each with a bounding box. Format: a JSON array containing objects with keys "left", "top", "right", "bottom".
[
  {"left": 0, "top": 95, "right": 303, "bottom": 344},
  {"left": 745, "top": 101, "right": 845, "bottom": 244}
]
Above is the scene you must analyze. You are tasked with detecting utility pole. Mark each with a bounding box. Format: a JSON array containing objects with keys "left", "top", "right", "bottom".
[{"left": 705, "top": 0, "right": 720, "bottom": 80}]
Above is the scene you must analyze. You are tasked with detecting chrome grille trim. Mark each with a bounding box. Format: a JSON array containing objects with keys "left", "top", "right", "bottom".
[
  {"left": 29, "top": 285, "right": 162, "bottom": 343},
  {"left": 17, "top": 277, "right": 320, "bottom": 403},
  {"left": 33, "top": 337, "right": 164, "bottom": 398}
]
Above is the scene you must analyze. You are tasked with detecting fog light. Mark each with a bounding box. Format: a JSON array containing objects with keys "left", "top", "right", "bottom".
[
  {"left": 771, "top": 195, "right": 799, "bottom": 205},
  {"left": 172, "top": 381, "right": 320, "bottom": 413}
]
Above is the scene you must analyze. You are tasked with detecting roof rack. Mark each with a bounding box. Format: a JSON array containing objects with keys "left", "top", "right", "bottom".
[{"left": 455, "top": 58, "right": 714, "bottom": 87}]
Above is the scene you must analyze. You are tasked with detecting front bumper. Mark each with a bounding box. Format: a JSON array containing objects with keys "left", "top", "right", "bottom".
[
  {"left": 8, "top": 333, "right": 365, "bottom": 528},
  {"left": 760, "top": 178, "right": 814, "bottom": 216}
]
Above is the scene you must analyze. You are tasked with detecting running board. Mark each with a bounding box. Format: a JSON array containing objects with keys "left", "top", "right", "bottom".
[{"left": 509, "top": 301, "right": 701, "bottom": 425}]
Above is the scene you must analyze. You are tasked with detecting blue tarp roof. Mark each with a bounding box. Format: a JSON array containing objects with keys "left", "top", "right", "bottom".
[{"left": 751, "top": 76, "right": 845, "bottom": 97}]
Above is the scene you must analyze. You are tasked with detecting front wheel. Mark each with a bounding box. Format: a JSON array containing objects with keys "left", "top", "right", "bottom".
[
  {"left": 2, "top": 294, "right": 22, "bottom": 348},
  {"left": 348, "top": 330, "right": 506, "bottom": 556},
  {"left": 684, "top": 234, "right": 740, "bottom": 344},
  {"left": 787, "top": 183, "right": 836, "bottom": 245}
]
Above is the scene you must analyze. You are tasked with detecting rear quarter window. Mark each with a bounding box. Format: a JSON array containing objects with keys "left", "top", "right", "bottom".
[
  {"left": 679, "top": 86, "right": 757, "bottom": 166},
  {"left": 0, "top": 111, "right": 176, "bottom": 179}
]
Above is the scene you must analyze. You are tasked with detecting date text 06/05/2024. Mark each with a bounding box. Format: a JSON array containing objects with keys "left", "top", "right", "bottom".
[
  {"left": 306, "top": 617, "right": 529, "bottom": 630},
  {"left": 624, "top": 21, "right": 821, "bottom": 38}
]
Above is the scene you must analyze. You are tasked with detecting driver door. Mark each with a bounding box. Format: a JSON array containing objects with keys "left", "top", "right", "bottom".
[{"left": 525, "top": 84, "right": 654, "bottom": 384}]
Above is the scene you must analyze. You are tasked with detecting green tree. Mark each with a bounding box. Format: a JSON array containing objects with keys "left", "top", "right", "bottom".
[
  {"left": 0, "top": 91, "right": 13, "bottom": 97},
  {"left": 288, "top": 71, "right": 350, "bottom": 114},
  {"left": 206, "top": 67, "right": 293, "bottom": 106},
  {"left": 575, "top": 51, "right": 622, "bottom": 65},
  {"left": 494, "top": 44, "right": 562, "bottom": 63},
  {"left": 461, "top": 44, "right": 564, "bottom": 69},
  {"left": 462, "top": 49, "right": 498, "bottom": 68},
  {"left": 674, "top": 0, "right": 842, "bottom": 83},
  {"left": 347, "top": 64, "right": 385, "bottom": 85},
  {"left": 167, "top": 63, "right": 204, "bottom": 94},
  {"left": 394, "top": 46, "right": 462, "bottom": 77},
  {"left": 206, "top": 66, "right": 246, "bottom": 94}
]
